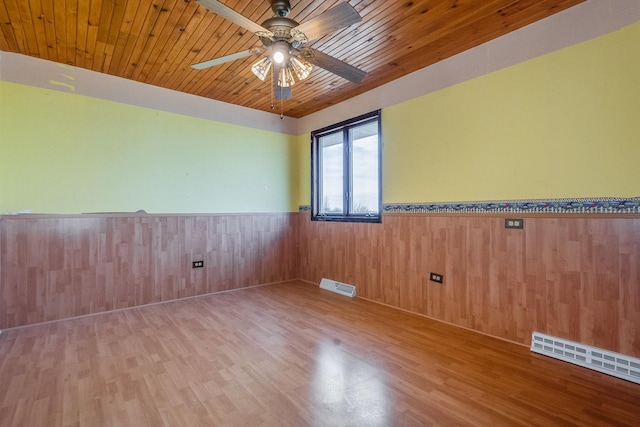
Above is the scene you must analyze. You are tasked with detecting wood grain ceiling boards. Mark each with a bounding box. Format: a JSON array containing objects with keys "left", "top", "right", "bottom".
[{"left": 0, "top": 0, "right": 586, "bottom": 118}]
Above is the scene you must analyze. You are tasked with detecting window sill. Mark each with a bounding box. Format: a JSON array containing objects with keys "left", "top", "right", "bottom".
[{"left": 311, "top": 215, "right": 382, "bottom": 224}]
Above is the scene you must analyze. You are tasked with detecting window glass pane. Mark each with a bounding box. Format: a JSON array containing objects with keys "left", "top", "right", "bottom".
[
  {"left": 350, "top": 122, "right": 379, "bottom": 214},
  {"left": 320, "top": 132, "right": 344, "bottom": 214},
  {"left": 311, "top": 110, "right": 381, "bottom": 223}
]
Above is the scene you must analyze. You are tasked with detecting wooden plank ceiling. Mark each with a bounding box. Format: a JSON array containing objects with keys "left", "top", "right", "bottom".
[{"left": 0, "top": 0, "right": 585, "bottom": 118}]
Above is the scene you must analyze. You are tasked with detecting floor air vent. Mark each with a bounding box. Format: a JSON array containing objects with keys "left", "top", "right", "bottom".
[
  {"left": 531, "top": 332, "right": 640, "bottom": 385},
  {"left": 319, "top": 278, "right": 356, "bottom": 297}
]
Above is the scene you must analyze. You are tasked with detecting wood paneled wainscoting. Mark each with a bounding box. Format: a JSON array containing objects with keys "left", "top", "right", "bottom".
[
  {"left": 297, "top": 212, "right": 640, "bottom": 357},
  {"left": 2, "top": 211, "right": 639, "bottom": 359},
  {"left": 0, "top": 213, "right": 298, "bottom": 329}
]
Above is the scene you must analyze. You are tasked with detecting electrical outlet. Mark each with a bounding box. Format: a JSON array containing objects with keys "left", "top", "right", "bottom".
[
  {"left": 192, "top": 260, "right": 204, "bottom": 268},
  {"left": 430, "top": 272, "right": 443, "bottom": 284},
  {"left": 505, "top": 218, "right": 524, "bottom": 229}
]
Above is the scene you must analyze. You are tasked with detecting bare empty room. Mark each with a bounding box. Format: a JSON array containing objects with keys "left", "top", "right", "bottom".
[{"left": 1, "top": 0, "right": 639, "bottom": 425}]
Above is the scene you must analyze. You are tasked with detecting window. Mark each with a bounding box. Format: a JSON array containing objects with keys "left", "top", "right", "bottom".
[{"left": 311, "top": 110, "right": 382, "bottom": 223}]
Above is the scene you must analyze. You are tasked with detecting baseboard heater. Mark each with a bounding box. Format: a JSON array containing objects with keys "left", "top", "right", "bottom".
[
  {"left": 319, "top": 278, "right": 356, "bottom": 297},
  {"left": 531, "top": 332, "right": 640, "bottom": 385}
]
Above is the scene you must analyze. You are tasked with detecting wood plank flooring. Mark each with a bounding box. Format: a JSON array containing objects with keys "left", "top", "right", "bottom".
[{"left": 0, "top": 281, "right": 638, "bottom": 426}]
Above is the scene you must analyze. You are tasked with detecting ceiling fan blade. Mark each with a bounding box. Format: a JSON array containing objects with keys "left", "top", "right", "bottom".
[
  {"left": 299, "top": 48, "right": 366, "bottom": 83},
  {"left": 292, "top": 2, "right": 361, "bottom": 42},
  {"left": 192, "top": 47, "right": 264, "bottom": 69},
  {"left": 196, "top": 0, "right": 273, "bottom": 38}
]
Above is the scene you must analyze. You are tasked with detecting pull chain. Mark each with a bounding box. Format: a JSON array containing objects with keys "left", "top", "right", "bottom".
[
  {"left": 280, "top": 93, "right": 284, "bottom": 120},
  {"left": 269, "top": 66, "right": 284, "bottom": 119},
  {"left": 270, "top": 67, "right": 275, "bottom": 111}
]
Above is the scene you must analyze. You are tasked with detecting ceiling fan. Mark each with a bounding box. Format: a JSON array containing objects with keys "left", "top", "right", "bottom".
[{"left": 191, "top": 0, "right": 367, "bottom": 103}]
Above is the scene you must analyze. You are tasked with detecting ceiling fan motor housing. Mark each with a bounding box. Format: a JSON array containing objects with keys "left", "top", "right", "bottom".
[
  {"left": 260, "top": 16, "right": 300, "bottom": 48},
  {"left": 271, "top": 0, "right": 291, "bottom": 17}
]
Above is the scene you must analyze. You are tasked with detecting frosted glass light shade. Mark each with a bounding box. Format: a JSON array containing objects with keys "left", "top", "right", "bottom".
[{"left": 271, "top": 42, "right": 290, "bottom": 65}]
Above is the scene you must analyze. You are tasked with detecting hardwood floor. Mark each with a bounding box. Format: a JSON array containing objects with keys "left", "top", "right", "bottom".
[{"left": 0, "top": 281, "right": 638, "bottom": 426}]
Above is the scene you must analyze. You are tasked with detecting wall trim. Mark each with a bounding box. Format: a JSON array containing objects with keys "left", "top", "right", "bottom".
[
  {"left": 0, "top": 280, "right": 291, "bottom": 333},
  {"left": 299, "top": 197, "right": 640, "bottom": 215},
  {"left": 357, "top": 295, "right": 528, "bottom": 349}
]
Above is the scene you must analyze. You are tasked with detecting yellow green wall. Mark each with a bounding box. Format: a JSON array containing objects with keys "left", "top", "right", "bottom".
[
  {"left": 297, "top": 20, "right": 640, "bottom": 206},
  {"left": 0, "top": 82, "right": 298, "bottom": 214},
  {"left": 3, "top": 20, "right": 639, "bottom": 213},
  {"left": 295, "top": 133, "right": 311, "bottom": 207}
]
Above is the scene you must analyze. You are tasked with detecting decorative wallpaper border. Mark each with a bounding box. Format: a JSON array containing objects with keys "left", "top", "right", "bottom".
[{"left": 299, "top": 197, "right": 640, "bottom": 214}]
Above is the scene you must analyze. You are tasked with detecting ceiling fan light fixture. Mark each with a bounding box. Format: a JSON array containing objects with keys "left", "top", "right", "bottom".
[
  {"left": 278, "top": 66, "right": 295, "bottom": 87},
  {"left": 191, "top": 0, "right": 368, "bottom": 107},
  {"left": 290, "top": 56, "right": 313, "bottom": 81},
  {"left": 271, "top": 42, "right": 290, "bottom": 64},
  {"left": 273, "top": 51, "right": 285, "bottom": 64},
  {"left": 251, "top": 57, "right": 272, "bottom": 81}
]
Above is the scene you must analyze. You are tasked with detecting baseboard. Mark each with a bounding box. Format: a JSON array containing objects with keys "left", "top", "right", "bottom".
[{"left": 0, "top": 279, "right": 294, "bottom": 333}]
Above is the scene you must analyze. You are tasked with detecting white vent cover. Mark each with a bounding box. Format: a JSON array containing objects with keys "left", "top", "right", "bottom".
[
  {"left": 319, "top": 278, "right": 356, "bottom": 298},
  {"left": 531, "top": 332, "right": 640, "bottom": 384}
]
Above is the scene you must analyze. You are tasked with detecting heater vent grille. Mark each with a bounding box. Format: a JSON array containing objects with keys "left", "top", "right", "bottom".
[
  {"left": 319, "top": 278, "right": 356, "bottom": 297},
  {"left": 531, "top": 332, "right": 640, "bottom": 384}
]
